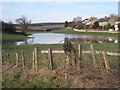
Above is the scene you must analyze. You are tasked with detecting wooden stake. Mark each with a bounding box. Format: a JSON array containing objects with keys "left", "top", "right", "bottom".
[
  {"left": 15, "top": 53, "right": 19, "bottom": 67},
  {"left": 21, "top": 51, "right": 25, "bottom": 68},
  {"left": 66, "top": 54, "right": 70, "bottom": 68},
  {"left": 102, "top": 51, "right": 111, "bottom": 72},
  {"left": 90, "top": 44, "right": 97, "bottom": 67},
  {"left": 7, "top": 53, "right": 10, "bottom": 64},
  {"left": 0, "top": 52, "right": 2, "bottom": 64},
  {"left": 32, "top": 51, "right": 35, "bottom": 69},
  {"left": 34, "top": 47, "right": 38, "bottom": 71},
  {"left": 48, "top": 48, "right": 53, "bottom": 70},
  {"left": 78, "top": 44, "right": 82, "bottom": 68},
  {"left": 78, "top": 44, "right": 82, "bottom": 61},
  {"left": 65, "top": 70, "right": 68, "bottom": 86},
  {"left": 71, "top": 51, "right": 76, "bottom": 65}
]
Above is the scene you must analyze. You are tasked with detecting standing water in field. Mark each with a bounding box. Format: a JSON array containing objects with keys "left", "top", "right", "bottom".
[{"left": 13, "top": 33, "right": 118, "bottom": 45}]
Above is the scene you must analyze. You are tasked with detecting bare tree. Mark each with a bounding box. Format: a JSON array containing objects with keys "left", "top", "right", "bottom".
[
  {"left": 16, "top": 16, "right": 31, "bottom": 36},
  {"left": 73, "top": 16, "right": 82, "bottom": 22},
  {"left": 110, "top": 14, "right": 117, "bottom": 17}
]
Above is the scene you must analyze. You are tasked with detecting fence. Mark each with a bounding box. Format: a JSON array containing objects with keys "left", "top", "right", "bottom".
[{"left": 2, "top": 44, "right": 119, "bottom": 72}]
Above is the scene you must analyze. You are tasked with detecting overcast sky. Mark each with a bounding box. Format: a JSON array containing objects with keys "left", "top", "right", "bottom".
[{"left": 2, "top": 1, "right": 119, "bottom": 23}]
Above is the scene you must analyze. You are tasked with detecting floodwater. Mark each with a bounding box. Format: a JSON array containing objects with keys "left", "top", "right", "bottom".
[{"left": 13, "top": 33, "right": 118, "bottom": 45}]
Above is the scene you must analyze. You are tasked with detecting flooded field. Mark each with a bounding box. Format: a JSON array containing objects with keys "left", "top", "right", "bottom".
[{"left": 13, "top": 33, "right": 119, "bottom": 45}]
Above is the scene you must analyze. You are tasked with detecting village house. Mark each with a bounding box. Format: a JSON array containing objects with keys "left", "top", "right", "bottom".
[
  {"left": 108, "top": 16, "right": 118, "bottom": 26},
  {"left": 98, "top": 16, "right": 109, "bottom": 27},
  {"left": 83, "top": 17, "right": 98, "bottom": 26},
  {"left": 98, "top": 16, "right": 119, "bottom": 31}
]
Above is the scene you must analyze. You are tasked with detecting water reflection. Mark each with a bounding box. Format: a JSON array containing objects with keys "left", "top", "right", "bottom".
[{"left": 12, "top": 33, "right": 119, "bottom": 45}]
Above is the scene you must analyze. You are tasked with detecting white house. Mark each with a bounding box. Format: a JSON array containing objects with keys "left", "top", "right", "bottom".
[{"left": 114, "top": 21, "right": 120, "bottom": 31}]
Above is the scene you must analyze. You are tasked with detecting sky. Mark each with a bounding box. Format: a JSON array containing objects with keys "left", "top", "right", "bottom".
[{"left": 1, "top": 1, "right": 119, "bottom": 23}]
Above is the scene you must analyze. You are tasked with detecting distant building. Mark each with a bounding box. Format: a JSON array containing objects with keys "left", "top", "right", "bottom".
[
  {"left": 98, "top": 16, "right": 118, "bottom": 26},
  {"left": 98, "top": 16, "right": 109, "bottom": 27},
  {"left": 83, "top": 16, "right": 119, "bottom": 31},
  {"left": 98, "top": 16, "right": 119, "bottom": 31},
  {"left": 108, "top": 16, "right": 118, "bottom": 26},
  {"left": 83, "top": 17, "right": 98, "bottom": 25}
]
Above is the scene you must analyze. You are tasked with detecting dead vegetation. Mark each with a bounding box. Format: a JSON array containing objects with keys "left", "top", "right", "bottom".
[
  {"left": 2, "top": 43, "right": 119, "bottom": 88},
  {"left": 2, "top": 58, "right": 119, "bottom": 88}
]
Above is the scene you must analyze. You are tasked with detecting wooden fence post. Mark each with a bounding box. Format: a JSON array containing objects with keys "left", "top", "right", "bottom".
[
  {"left": 78, "top": 44, "right": 82, "bottom": 61},
  {"left": 66, "top": 54, "right": 70, "bottom": 68},
  {"left": 7, "top": 53, "right": 10, "bottom": 65},
  {"left": 102, "top": 51, "right": 111, "bottom": 72},
  {"left": 78, "top": 44, "right": 82, "bottom": 68},
  {"left": 48, "top": 48, "right": 53, "bottom": 70},
  {"left": 32, "top": 51, "right": 35, "bottom": 70},
  {"left": 65, "top": 54, "right": 69, "bottom": 86},
  {"left": 21, "top": 51, "right": 25, "bottom": 68},
  {"left": 65, "top": 69, "right": 68, "bottom": 86},
  {"left": 34, "top": 47, "right": 38, "bottom": 71},
  {"left": 71, "top": 51, "right": 76, "bottom": 66},
  {"left": 15, "top": 53, "right": 19, "bottom": 67},
  {"left": 0, "top": 52, "right": 2, "bottom": 66},
  {"left": 90, "top": 44, "right": 97, "bottom": 67}
]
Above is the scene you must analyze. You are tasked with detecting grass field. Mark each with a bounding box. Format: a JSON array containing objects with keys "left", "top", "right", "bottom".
[
  {"left": 5, "top": 43, "right": 118, "bottom": 53},
  {"left": 28, "top": 25, "right": 64, "bottom": 30},
  {"left": 16, "top": 25, "right": 64, "bottom": 31},
  {"left": 2, "top": 32, "right": 29, "bottom": 45}
]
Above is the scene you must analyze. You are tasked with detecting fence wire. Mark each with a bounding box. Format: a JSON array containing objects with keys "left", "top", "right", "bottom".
[{"left": 2, "top": 44, "right": 119, "bottom": 71}]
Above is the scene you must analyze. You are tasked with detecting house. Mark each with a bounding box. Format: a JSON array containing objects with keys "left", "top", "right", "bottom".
[
  {"left": 98, "top": 16, "right": 110, "bottom": 27},
  {"left": 98, "top": 16, "right": 119, "bottom": 31},
  {"left": 108, "top": 16, "right": 118, "bottom": 26},
  {"left": 83, "top": 17, "right": 98, "bottom": 25}
]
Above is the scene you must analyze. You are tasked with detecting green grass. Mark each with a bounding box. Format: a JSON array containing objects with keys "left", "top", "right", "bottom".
[
  {"left": 16, "top": 25, "right": 64, "bottom": 31},
  {"left": 2, "top": 32, "right": 29, "bottom": 45},
  {"left": 2, "top": 72, "right": 65, "bottom": 88},
  {"left": 5, "top": 43, "right": 118, "bottom": 53}
]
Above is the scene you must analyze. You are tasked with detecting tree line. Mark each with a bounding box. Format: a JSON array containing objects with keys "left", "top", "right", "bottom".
[
  {"left": 2, "top": 16, "right": 31, "bottom": 36},
  {"left": 1, "top": 21, "right": 16, "bottom": 33}
]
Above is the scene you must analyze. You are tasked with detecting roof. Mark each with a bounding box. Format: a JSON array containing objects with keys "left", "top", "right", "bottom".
[
  {"left": 83, "top": 17, "right": 98, "bottom": 24},
  {"left": 98, "top": 17, "right": 110, "bottom": 22}
]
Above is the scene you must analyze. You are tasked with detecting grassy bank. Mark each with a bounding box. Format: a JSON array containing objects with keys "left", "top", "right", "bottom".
[
  {"left": 7, "top": 43, "right": 118, "bottom": 53},
  {"left": 2, "top": 32, "right": 29, "bottom": 45},
  {"left": 28, "top": 25, "right": 64, "bottom": 30},
  {"left": 16, "top": 25, "right": 64, "bottom": 31},
  {"left": 50, "top": 29, "right": 119, "bottom": 38}
]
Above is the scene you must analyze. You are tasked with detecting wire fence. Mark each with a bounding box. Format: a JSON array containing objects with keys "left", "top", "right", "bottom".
[{"left": 2, "top": 44, "right": 119, "bottom": 71}]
